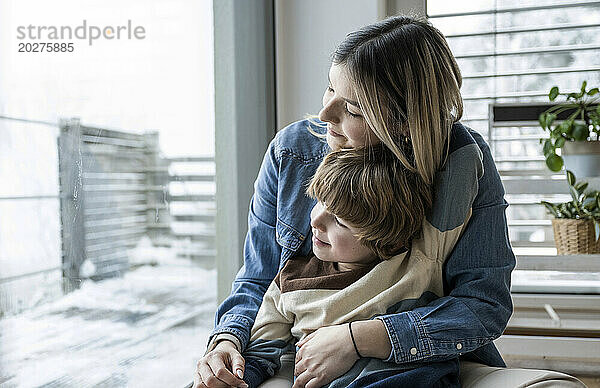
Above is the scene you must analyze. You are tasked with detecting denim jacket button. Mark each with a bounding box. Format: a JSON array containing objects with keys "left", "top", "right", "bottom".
[
  {"left": 410, "top": 347, "right": 417, "bottom": 355},
  {"left": 456, "top": 343, "right": 463, "bottom": 350}
]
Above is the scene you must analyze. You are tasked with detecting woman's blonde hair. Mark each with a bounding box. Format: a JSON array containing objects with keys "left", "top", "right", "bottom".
[
  {"left": 312, "top": 15, "right": 463, "bottom": 186},
  {"left": 306, "top": 144, "right": 432, "bottom": 260}
]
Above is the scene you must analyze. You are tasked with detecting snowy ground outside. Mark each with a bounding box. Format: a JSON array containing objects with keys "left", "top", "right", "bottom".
[{"left": 0, "top": 246, "right": 217, "bottom": 388}]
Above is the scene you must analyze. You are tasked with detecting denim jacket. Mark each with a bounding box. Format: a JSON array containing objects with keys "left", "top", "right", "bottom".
[{"left": 207, "top": 119, "right": 515, "bottom": 368}]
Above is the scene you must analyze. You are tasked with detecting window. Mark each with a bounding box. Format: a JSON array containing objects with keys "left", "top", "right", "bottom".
[
  {"left": 428, "top": 1, "right": 600, "bottom": 370},
  {"left": 428, "top": 0, "right": 600, "bottom": 292},
  {"left": 0, "top": 1, "right": 216, "bottom": 386}
]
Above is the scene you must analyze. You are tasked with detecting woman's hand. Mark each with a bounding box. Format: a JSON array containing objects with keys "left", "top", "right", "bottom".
[
  {"left": 292, "top": 324, "right": 359, "bottom": 388},
  {"left": 193, "top": 340, "right": 248, "bottom": 388}
]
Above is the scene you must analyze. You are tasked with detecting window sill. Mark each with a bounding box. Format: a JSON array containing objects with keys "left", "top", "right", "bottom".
[
  {"left": 508, "top": 293, "right": 600, "bottom": 332},
  {"left": 512, "top": 252, "right": 600, "bottom": 294},
  {"left": 495, "top": 334, "right": 600, "bottom": 375},
  {"left": 502, "top": 291, "right": 600, "bottom": 374},
  {"left": 514, "top": 250, "right": 600, "bottom": 272}
]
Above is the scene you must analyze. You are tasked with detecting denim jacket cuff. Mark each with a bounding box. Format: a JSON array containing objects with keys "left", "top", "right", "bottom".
[
  {"left": 207, "top": 313, "right": 253, "bottom": 353},
  {"left": 377, "top": 311, "right": 433, "bottom": 364}
]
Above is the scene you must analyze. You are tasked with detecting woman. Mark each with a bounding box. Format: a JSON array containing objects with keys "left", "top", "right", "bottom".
[{"left": 194, "top": 14, "right": 515, "bottom": 388}]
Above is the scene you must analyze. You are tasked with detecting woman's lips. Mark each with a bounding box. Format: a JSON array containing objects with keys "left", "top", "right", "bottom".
[
  {"left": 312, "top": 235, "right": 330, "bottom": 247},
  {"left": 328, "top": 128, "right": 344, "bottom": 137}
]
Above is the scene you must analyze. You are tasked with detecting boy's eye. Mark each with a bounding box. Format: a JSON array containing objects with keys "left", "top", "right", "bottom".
[
  {"left": 327, "top": 85, "right": 334, "bottom": 93},
  {"left": 334, "top": 216, "right": 347, "bottom": 228}
]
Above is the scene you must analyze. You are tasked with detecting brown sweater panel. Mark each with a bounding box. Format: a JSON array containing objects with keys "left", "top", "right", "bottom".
[{"left": 274, "top": 254, "right": 379, "bottom": 294}]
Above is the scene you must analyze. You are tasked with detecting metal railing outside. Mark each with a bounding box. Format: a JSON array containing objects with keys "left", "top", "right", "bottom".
[{"left": 0, "top": 116, "right": 216, "bottom": 315}]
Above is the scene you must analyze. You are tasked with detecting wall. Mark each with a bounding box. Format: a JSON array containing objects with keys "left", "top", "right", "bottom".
[
  {"left": 274, "top": 0, "right": 427, "bottom": 129},
  {"left": 274, "top": 0, "right": 381, "bottom": 129}
]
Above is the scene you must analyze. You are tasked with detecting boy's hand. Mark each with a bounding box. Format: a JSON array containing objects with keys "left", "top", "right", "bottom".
[{"left": 193, "top": 340, "right": 248, "bottom": 388}]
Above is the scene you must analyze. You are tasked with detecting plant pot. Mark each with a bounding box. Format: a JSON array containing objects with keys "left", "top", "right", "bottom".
[
  {"left": 552, "top": 219, "right": 600, "bottom": 255},
  {"left": 562, "top": 140, "right": 600, "bottom": 178}
]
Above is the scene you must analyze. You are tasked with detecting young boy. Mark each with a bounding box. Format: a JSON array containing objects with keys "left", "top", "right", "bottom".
[{"left": 237, "top": 144, "right": 475, "bottom": 388}]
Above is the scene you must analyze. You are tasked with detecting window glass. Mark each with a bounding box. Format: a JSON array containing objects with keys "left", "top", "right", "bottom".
[
  {"left": 0, "top": 1, "right": 216, "bottom": 386},
  {"left": 429, "top": 0, "right": 600, "bottom": 294}
]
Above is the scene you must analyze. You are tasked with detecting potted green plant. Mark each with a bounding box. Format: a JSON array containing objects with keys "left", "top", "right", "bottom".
[
  {"left": 539, "top": 81, "right": 600, "bottom": 176},
  {"left": 541, "top": 170, "right": 600, "bottom": 254}
]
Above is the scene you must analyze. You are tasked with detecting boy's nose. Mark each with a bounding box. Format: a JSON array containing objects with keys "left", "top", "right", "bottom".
[
  {"left": 310, "top": 208, "right": 328, "bottom": 232},
  {"left": 310, "top": 216, "right": 325, "bottom": 232}
]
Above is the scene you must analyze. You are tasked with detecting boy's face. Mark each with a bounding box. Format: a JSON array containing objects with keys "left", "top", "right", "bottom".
[{"left": 310, "top": 201, "right": 377, "bottom": 267}]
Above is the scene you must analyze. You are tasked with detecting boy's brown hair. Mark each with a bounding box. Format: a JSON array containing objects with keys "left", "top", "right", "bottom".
[{"left": 306, "top": 144, "right": 432, "bottom": 259}]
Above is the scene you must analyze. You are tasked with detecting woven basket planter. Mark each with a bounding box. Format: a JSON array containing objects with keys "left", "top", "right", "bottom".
[{"left": 552, "top": 219, "right": 600, "bottom": 255}]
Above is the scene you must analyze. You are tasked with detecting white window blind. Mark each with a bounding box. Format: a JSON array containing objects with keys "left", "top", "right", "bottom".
[
  {"left": 428, "top": 1, "right": 600, "bottom": 294},
  {"left": 428, "top": 0, "right": 600, "bottom": 250}
]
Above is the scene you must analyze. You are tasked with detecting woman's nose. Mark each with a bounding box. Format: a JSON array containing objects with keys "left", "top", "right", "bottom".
[{"left": 318, "top": 97, "right": 340, "bottom": 124}]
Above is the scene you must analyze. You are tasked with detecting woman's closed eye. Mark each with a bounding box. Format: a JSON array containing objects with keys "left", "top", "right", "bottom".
[
  {"left": 344, "top": 105, "right": 361, "bottom": 118},
  {"left": 327, "top": 84, "right": 362, "bottom": 118}
]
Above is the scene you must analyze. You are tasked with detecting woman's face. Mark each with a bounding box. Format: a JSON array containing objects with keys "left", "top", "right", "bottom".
[
  {"left": 319, "top": 64, "right": 379, "bottom": 150},
  {"left": 310, "top": 201, "right": 376, "bottom": 269}
]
